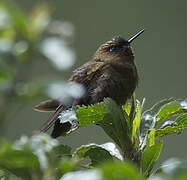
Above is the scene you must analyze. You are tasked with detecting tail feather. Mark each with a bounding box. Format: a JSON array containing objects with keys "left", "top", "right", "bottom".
[
  {"left": 34, "top": 99, "right": 60, "bottom": 112},
  {"left": 40, "top": 104, "right": 66, "bottom": 132}
]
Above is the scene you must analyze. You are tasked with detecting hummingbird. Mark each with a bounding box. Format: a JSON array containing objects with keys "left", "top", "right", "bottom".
[{"left": 34, "top": 29, "right": 144, "bottom": 138}]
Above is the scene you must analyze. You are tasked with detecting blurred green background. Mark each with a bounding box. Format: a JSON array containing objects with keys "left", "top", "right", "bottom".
[{"left": 0, "top": 0, "right": 187, "bottom": 163}]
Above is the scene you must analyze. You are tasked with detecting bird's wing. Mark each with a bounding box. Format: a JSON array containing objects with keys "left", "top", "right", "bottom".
[
  {"left": 40, "top": 60, "right": 105, "bottom": 133},
  {"left": 69, "top": 60, "right": 105, "bottom": 85}
]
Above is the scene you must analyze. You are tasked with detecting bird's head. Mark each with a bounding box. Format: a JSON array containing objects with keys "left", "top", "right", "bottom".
[{"left": 94, "top": 29, "right": 144, "bottom": 64}]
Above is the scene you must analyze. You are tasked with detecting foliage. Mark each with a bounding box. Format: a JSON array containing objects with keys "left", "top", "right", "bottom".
[
  {"left": 1, "top": 1, "right": 187, "bottom": 180},
  {"left": 1, "top": 97, "right": 187, "bottom": 179},
  {"left": 0, "top": 0, "right": 75, "bottom": 130}
]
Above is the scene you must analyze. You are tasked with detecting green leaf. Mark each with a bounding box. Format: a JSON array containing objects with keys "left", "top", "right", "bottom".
[
  {"left": 73, "top": 143, "right": 122, "bottom": 166},
  {"left": 77, "top": 98, "right": 132, "bottom": 154},
  {"left": 175, "top": 113, "right": 187, "bottom": 126},
  {"left": 53, "top": 145, "right": 72, "bottom": 158},
  {"left": 156, "top": 100, "right": 186, "bottom": 124},
  {"left": 132, "top": 99, "right": 144, "bottom": 143},
  {"left": 100, "top": 161, "right": 145, "bottom": 180},
  {"left": 0, "top": 135, "right": 74, "bottom": 179},
  {"left": 123, "top": 102, "right": 132, "bottom": 116},
  {"left": 156, "top": 126, "right": 180, "bottom": 138},
  {"left": 156, "top": 113, "right": 187, "bottom": 138},
  {"left": 141, "top": 141, "right": 163, "bottom": 177},
  {"left": 76, "top": 100, "right": 107, "bottom": 126},
  {"left": 48, "top": 144, "right": 72, "bottom": 169},
  {"left": 139, "top": 98, "right": 173, "bottom": 148},
  {"left": 139, "top": 98, "right": 187, "bottom": 149},
  {"left": 57, "top": 159, "right": 77, "bottom": 178},
  {"left": 147, "top": 129, "right": 156, "bottom": 146},
  {"left": 0, "top": 140, "right": 41, "bottom": 180},
  {"left": 122, "top": 95, "right": 137, "bottom": 127}
]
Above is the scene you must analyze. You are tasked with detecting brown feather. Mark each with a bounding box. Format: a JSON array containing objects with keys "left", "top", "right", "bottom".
[{"left": 34, "top": 99, "right": 60, "bottom": 112}]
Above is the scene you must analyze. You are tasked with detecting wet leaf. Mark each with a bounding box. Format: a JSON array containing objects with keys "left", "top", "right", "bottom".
[
  {"left": 76, "top": 100, "right": 108, "bottom": 126},
  {"left": 156, "top": 100, "right": 186, "bottom": 124},
  {"left": 77, "top": 98, "right": 132, "bottom": 153},
  {"left": 156, "top": 126, "right": 181, "bottom": 138},
  {"left": 140, "top": 98, "right": 175, "bottom": 149},
  {"left": 141, "top": 141, "right": 163, "bottom": 177},
  {"left": 73, "top": 142, "right": 122, "bottom": 166},
  {"left": 175, "top": 113, "right": 187, "bottom": 126},
  {"left": 156, "top": 113, "right": 187, "bottom": 138}
]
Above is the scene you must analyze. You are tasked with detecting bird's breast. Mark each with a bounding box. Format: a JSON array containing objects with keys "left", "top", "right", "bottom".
[{"left": 80, "top": 63, "right": 138, "bottom": 106}]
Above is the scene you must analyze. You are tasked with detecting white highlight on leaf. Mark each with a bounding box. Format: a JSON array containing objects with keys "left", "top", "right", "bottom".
[
  {"left": 41, "top": 37, "right": 76, "bottom": 70},
  {"left": 59, "top": 109, "right": 78, "bottom": 132},
  {"left": 180, "top": 100, "right": 187, "bottom": 110},
  {"left": 75, "top": 142, "right": 123, "bottom": 161},
  {"left": 139, "top": 113, "right": 157, "bottom": 150},
  {"left": 143, "top": 114, "right": 156, "bottom": 123},
  {"left": 160, "top": 120, "right": 176, "bottom": 129},
  {"left": 101, "top": 142, "right": 123, "bottom": 160},
  {"left": 60, "top": 170, "right": 102, "bottom": 180}
]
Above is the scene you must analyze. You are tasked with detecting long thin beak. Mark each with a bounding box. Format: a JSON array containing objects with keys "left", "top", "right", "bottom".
[{"left": 128, "top": 29, "right": 145, "bottom": 43}]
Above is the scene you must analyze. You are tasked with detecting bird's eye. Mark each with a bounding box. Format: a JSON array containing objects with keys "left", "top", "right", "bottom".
[{"left": 109, "top": 45, "right": 124, "bottom": 52}]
